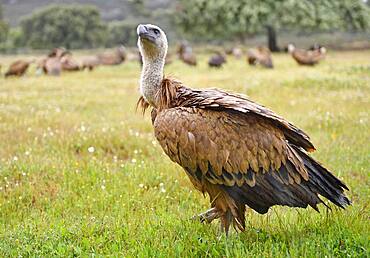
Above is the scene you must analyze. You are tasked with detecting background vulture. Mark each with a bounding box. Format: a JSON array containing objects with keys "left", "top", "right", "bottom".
[
  {"left": 137, "top": 24, "right": 350, "bottom": 235},
  {"left": 208, "top": 52, "right": 226, "bottom": 68},
  {"left": 177, "top": 41, "right": 197, "bottom": 66},
  {"left": 288, "top": 44, "right": 327, "bottom": 66},
  {"left": 37, "top": 48, "right": 67, "bottom": 76},
  {"left": 247, "top": 46, "right": 274, "bottom": 68},
  {"left": 81, "top": 56, "right": 100, "bottom": 71},
  {"left": 60, "top": 51, "right": 80, "bottom": 71},
  {"left": 5, "top": 59, "right": 34, "bottom": 78},
  {"left": 98, "top": 45, "right": 127, "bottom": 66}
]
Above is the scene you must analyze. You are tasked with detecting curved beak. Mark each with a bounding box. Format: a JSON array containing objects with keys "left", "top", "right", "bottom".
[
  {"left": 137, "top": 24, "right": 147, "bottom": 37},
  {"left": 137, "top": 24, "right": 155, "bottom": 43}
]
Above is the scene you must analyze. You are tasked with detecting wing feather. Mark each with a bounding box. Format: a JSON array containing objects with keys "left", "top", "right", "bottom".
[
  {"left": 171, "top": 82, "right": 315, "bottom": 152},
  {"left": 153, "top": 107, "right": 308, "bottom": 191}
]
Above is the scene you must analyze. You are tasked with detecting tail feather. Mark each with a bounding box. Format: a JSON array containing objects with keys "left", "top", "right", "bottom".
[
  {"left": 292, "top": 145, "right": 351, "bottom": 208},
  {"left": 223, "top": 144, "right": 350, "bottom": 218}
]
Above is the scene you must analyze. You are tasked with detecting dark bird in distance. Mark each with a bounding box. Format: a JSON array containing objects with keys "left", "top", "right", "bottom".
[
  {"left": 137, "top": 24, "right": 350, "bottom": 235},
  {"left": 208, "top": 52, "right": 226, "bottom": 68},
  {"left": 288, "top": 44, "right": 327, "bottom": 66}
]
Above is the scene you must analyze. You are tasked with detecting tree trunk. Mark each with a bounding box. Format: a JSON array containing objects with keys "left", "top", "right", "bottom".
[{"left": 267, "top": 26, "right": 279, "bottom": 52}]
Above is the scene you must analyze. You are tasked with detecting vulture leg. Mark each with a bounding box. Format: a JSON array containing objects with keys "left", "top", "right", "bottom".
[
  {"left": 220, "top": 209, "right": 233, "bottom": 236},
  {"left": 192, "top": 207, "right": 220, "bottom": 223}
]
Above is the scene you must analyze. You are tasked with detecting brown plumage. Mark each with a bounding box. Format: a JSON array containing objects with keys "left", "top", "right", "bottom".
[
  {"left": 37, "top": 48, "right": 67, "bottom": 76},
  {"left": 60, "top": 52, "right": 80, "bottom": 71},
  {"left": 208, "top": 52, "right": 226, "bottom": 68},
  {"left": 140, "top": 77, "right": 350, "bottom": 233},
  {"left": 232, "top": 47, "right": 243, "bottom": 59},
  {"left": 44, "top": 58, "right": 62, "bottom": 76},
  {"left": 247, "top": 46, "right": 273, "bottom": 68},
  {"left": 226, "top": 47, "right": 243, "bottom": 59},
  {"left": 288, "top": 44, "right": 327, "bottom": 66},
  {"left": 177, "top": 41, "right": 197, "bottom": 66},
  {"left": 81, "top": 56, "right": 100, "bottom": 71},
  {"left": 98, "top": 46, "right": 127, "bottom": 66},
  {"left": 5, "top": 60, "right": 33, "bottom": 78},
  {"left": 181, "top": 52, "right": 197, "bottom": 66},
  {"left": 137, "top": 24, "right": 350, "bottom": 235}
]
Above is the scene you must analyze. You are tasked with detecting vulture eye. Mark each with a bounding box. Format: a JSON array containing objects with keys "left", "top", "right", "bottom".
[{"left": 153, "top": 28, "right": 160, "bottom": 35}]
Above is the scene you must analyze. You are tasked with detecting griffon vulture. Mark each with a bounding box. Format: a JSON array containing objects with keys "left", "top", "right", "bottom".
[
  {"left": 81, "top": 56, "right": 100, "bottom": 71},
  {"left": 98, "top": 46, "right": 127, "bottom": 66},
  {"left": 177, "top": 41, "right": 197, "bottom": 66},
  {"left": 60, "top": 51, "right": 80, "bottom": 71},
  {"left": 5, "top": 60, "right": 34, "bottom": 78},
  {"left": 208, "top": 52, "right": 226, "bottom": 68},
  {"left": 37, "top": 48, "right": 67, "bottom": 76},
  {"left": 136, "top": 24, "right": 350, "bottom": 235},
  {"left": 247, "top": 46, "right": 273, "bottom": 68},
  {"left": 288, "top": 44, "right": 327, "bottom": 66}
]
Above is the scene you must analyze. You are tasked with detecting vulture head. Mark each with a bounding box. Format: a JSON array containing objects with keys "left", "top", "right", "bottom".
[
  {"left": 287, "top": 44, "right": 295, "bottom": 53},
  {"left": 319, "top": 47, "right": 327, "bottom": 54},
  {"left": 137, "top": 24, "right": 168, "bottom": 63}
]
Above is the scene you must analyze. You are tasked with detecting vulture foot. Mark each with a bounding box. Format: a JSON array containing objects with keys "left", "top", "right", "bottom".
[
  {"left": 220, "top": 209, "right": 233, "bottom": 237},
  {"left": 192, "top": 207, "right": 220, "bottom": 223}
]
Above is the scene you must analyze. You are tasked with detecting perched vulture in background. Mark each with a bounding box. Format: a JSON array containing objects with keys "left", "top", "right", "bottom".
[
  {"left": 60, "top": 51, "right": 80, "bottom": 71},
  {"left": 208, "top": 52, "right": 226, "bottom": 68},
  {"left": 247, "top": 46, "right": 273, "bottom": 68},
  {"left": 288, "top": 44, "right": 327, "bottom": 66},
  {"left": 5, "top": 60, "right": 34, "bottom": 78},
  {"left": 232, "top": 47, "right": 243, "bottom": 59},
  {"left": 136, "top": 24, "right": 350, "bottom": 235},
  {"left": 98, "top": 45, "right": 127, "bottom": 66},
  {"left": 181, "top": 52, "right": 197, "bottom": 66},
  {"left": 225, "top": 47, "right": 233, "bottom": 55},
  {"left": 37, "top": 47, "right": 67, "bottom": 76},
  {"left": 308, "top": 43, "right": 324, "bottom": 51},
  {"left": 226, "top": 47, "right": 243, "bottom": 59},
  {"left": 177, "top": 41, "right": 197, "bottom": 66},
  {"left": 43, "top": 58, "right": 62, "bottom": 76},
  {"left": 81, "top": 56, "right": 100, "bottom": 71}
]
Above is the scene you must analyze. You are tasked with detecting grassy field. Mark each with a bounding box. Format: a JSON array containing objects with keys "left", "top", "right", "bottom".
[{"left": 0, "top": 51, "right": 369, "bottom": 257}]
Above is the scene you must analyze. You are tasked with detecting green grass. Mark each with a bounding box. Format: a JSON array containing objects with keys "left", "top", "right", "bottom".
[{"left": 0, "top": 51, "right": 369, "bottom": 257}]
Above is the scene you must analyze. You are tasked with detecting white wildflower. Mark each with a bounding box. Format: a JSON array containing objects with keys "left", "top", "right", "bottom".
[{"left": 88, "top": 146, "right": 95, "bottom": 153}]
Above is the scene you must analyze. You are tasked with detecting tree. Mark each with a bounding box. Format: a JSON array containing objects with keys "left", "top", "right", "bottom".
[
  {"left": 107, "top": 20, "right": 138, "bottom": 47},
  {"left": 19, "top": 4, "right": 108, "bottom": 49},
  {"left": 0, "top": 3, "right": 9, "bottom": 43},
  {"left": 175, "top": 0, "right": 370, "bottom": 51}
]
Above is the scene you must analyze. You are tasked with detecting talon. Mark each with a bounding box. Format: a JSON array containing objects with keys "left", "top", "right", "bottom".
[{"left": 192, "top": 207, "right": 220, "bottom": 223}]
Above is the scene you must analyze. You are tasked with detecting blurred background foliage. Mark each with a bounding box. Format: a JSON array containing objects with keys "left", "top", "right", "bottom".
[
  {"left": 175, "top": 0, "right": 370, "bottom": 51},
  {"left": 0, "top": 0, "right": 369, "bottom": 52}
]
